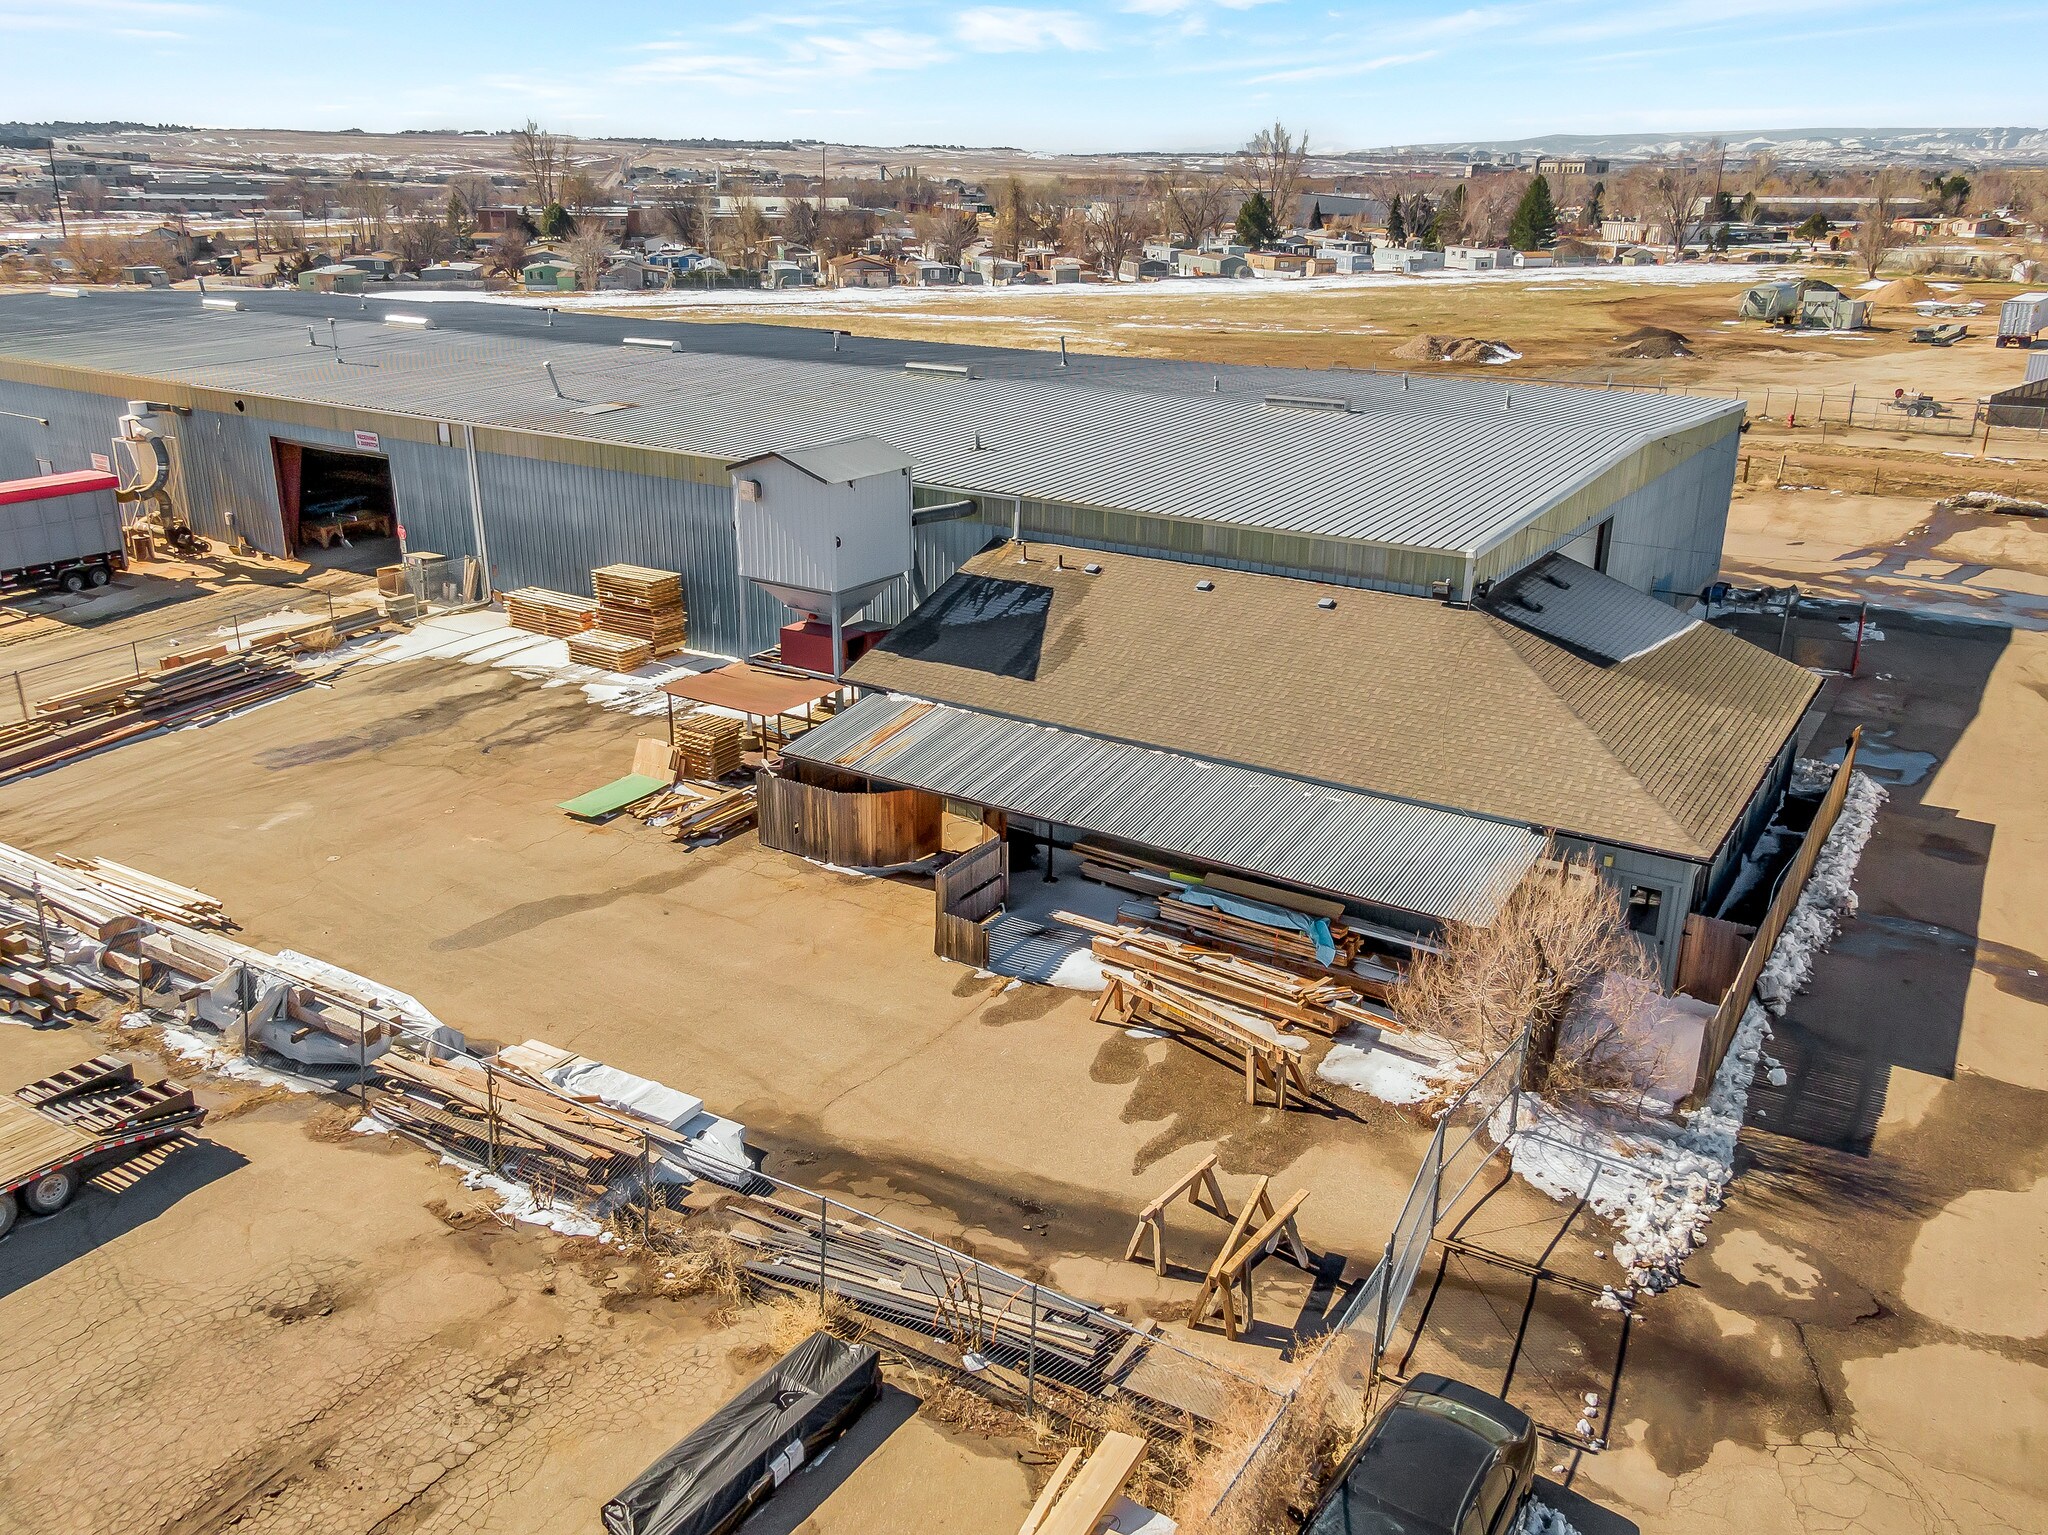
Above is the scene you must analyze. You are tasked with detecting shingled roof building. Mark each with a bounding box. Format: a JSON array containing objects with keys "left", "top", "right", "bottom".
[
  {"left": 1, "top": 291, "right": 1742, "bottom": 659},
  {"left": 789, "top": 543, "right": 1819, "bottom": 984}
]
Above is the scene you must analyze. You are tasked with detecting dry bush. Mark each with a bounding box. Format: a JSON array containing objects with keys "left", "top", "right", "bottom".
[
  {"left": 1392, "top": 858, "right": 1663, "bottom": 1103},
  {"left": 1176, "top": 1335, "right": 1370, "bottom": 1535},
  {"left": 651, "top": 1225, "right": 750, "bottom": 1303},
  {"left": 761, "top": 1288, "right": 852, "bottom": 1353}
]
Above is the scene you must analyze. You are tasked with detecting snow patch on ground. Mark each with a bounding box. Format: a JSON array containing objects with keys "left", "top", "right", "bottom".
[
  {"left": 1048, "top": 947, "right": 1108, "bottom": 991},
  {"left": 122, "top": 1010, "right": 322, "bottom": 1093},
  {"left": 1505, "top": 771, "right": 1886, "bottom": 1294},
  {"left": 443, "top": 1156, "right": 608, "bottom": 1239},
  {"left": 1317, "top": 1027, "right": 1465, "bottom": 1105}
]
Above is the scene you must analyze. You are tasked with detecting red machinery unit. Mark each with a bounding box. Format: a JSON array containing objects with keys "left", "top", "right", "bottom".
[{"left": 778, "top": 620, "right": 888, "bottom": 676}]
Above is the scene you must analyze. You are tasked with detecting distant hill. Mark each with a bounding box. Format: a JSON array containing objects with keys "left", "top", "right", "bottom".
[{"left": 1373, "top": 127, "right": 2048, "bottom": 167}]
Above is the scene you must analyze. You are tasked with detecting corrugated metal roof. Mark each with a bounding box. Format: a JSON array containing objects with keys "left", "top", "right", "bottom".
[
  {"left": 789, "top": 693, "right": 1547, "bottom": 926},
  {"left": 1481, "top": 552, "right": 1697, "bottom": 663},
  {"left": 732, "top": 434, "right": 910, "bottom": 484},
  {"left": 0, "top": 291, "right": 1742, "bottom": 559}
]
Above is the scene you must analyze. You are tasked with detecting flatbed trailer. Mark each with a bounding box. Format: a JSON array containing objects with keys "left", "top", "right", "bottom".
[{"left": 0, "top": 1055, "right": 207, "bottom": 1238}]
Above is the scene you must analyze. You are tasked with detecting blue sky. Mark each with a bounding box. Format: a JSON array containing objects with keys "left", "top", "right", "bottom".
[{"left": 5, "top": 0, "right": 2039, "bottom": 151}]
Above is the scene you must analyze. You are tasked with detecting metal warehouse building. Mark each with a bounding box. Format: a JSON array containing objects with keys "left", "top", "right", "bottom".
[{"left": 0, "top": 291, "right": 1744, "bottom": 660}]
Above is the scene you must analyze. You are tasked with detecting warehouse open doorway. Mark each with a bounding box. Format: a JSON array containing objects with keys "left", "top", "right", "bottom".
[{"left": 271, "top": 440, "right": 399, "bottom": 567}]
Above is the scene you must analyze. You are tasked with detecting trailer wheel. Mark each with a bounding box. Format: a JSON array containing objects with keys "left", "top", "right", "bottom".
[
  {"left": 23, "top": 1168, "right": 77, "bottom": 1216},
  {"left": 87, "top": 563, "right": 112, "bottom": 588},
  {"left": 0, "top": 1192, "right": 16, "bottom": 1239},
  {"left": 59, "top": 569, "right": 88, "bottom": 594}
]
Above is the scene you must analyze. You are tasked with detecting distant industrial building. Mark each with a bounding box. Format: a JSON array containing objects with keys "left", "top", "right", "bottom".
[{"left": 2, "top": 290, "right": 1742, "bottom": 664}]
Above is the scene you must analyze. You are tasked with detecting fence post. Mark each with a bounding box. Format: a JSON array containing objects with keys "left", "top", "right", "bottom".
[
  {"left": 1026, "top": 1283, "right": 1039, "bottom": 1417},
  {"left": 1373, "top": 1238, "right": 1396, "bottom": 1366},
  {"left": 357, "top": 1005, "right": 367, "bottom": 1109},
  {"left": 238, "top": 962, "right": 253, "bottom": 1057},
  {"left": 819, "top": 1193, "right": 830, "bottom": 1299},
  {"left": 641, "top": 1131, "right": 653, "bottom": 1244},
  {"left": 485, "top": 1062, "right": 501, "bottom": 1176},
  {"left": 1778, "top": 584, "right": 1799, "bottom": 658}
]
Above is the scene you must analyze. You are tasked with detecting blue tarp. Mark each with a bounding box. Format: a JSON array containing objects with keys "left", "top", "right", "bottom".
[{"left": 1174, "top": 886, "right": 1337, "bottom": 965}]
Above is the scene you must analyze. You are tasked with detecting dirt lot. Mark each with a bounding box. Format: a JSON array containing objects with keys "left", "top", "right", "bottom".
[{"left": 0, "top": 626, "right": 1433, "bottom": 1530}]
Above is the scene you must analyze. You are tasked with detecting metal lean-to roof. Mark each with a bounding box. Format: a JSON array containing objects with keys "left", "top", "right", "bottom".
[
  {"left": 730, "top": 434, "right": 911, "bottom": 484},
  {"left": 788, "top": 694, "right": 1546, "bottom": 926},
  {"left": 1481, "top": 552, "right": 1698, "bottom": 663},
  {"left": 0, "top": 291, "right": 1742, "bottom": 558}
]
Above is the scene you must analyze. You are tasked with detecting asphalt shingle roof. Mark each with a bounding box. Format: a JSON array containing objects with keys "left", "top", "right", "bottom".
[{"left": 847, "top": 543, "right": 1819, "bottom": 860}]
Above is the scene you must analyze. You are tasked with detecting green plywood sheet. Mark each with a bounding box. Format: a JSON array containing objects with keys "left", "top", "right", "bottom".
[{"left": 559, "top": 773, "right": 667, "bottom": 821}]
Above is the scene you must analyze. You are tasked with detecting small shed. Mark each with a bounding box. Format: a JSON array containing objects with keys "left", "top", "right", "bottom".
[
  {"left": 597, "top": 259, "right": 669, "bottom": 291},
  {"left": 298, "top": 264, "right": 368, "bottom": 294},
  {"left": 1444, "top": 245, "right": 1513, "bottom": 271},
  {"left": 522, "top": 258, "right": 577, "bottom": 292}
]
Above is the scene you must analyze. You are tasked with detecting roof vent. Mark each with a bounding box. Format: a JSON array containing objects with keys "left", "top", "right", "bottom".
[
  {"left": 1542, "top": 570, "right": 1572, "bottom": 589},
  {"left": 1430, "top": 579, "right": 1454, "bottom": 600},
  {"left": 1317, "top": 597, "right": 1336, "bottom": 609},
  {"left": 906, "top": 361, "right": 974, "bottom": 378},
  {"left": 201, "top": 296, "right": 243, "bottom": 312},
  {"left": 1264, "top": 392, "right": 1352, "bottom": 412},
  {"left": 383, "top": 312, "right": 434, "bottom": 329},
  {"left": 623, "top": 336, "right": 679, "bottom": 351},
  {"left": 1195, "top": 579, "right": 1215, "bottom": 592},
  {"left": 1083, "top": 563, "right": 1102, "bottom": 574}
]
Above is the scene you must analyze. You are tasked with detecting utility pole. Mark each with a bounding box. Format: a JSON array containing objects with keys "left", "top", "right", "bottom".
[{"left": 46, "top": 144, "right": 68, "bottom": 240}]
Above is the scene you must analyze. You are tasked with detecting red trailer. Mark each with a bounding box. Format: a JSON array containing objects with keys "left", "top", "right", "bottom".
[{"left": 0, "top": 469, "right": 128, "bottom": 593}]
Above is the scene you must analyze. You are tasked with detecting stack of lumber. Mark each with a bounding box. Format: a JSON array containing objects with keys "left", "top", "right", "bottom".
[
  {"left": 566, "top": 630, "right": 654, "bottom": 672},
  {"left": 592, "top": 564, "right": 685, "bottom": 656},
  {"left": 724, "top": 1191, "right": 1118, "bottom": 1374},
  {"left": 1019, "top": 1433, "right": 1147, "bottom": 1535},
  {"left": 634, "top": 780, "right": 758, "bottom": 841},
  {"left": 372, "top": 1049, "right": 649, "bottom": 1196},
  {"left": 1055, "top": 911, "right": 1388, "bottom": 1037},
  {"left": 504, "top": 588, "right": 598, "bottom": 638},
  {"left": 0, "top": 652, "right": 313, "bottom": 781},
  {"left": 0, "top": 922, "right": 102, "bottom": 1020},
  {"left": 51, "top": 854, "right": 228, "bottom": 929},
  {"left": 1151, "top": 890, "right": 1364, "bottom": 970},
  {"left": 673, "top": 712, "right": 745, "bottom": 779}
]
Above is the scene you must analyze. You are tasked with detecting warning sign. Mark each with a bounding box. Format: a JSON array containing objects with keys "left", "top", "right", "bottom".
[{"left": 354, "top": 430, "right": 380, "bottom": 452}]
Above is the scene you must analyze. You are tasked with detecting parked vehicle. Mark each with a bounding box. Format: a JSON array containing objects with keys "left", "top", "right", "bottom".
[
  {"left": 1302, "top": 1374, "right": 1536, "bottom": 1535},
  {"left": 0, "top": 1056, "right": 207, "bottom": 1238},
  {"left": 1996, "top": 293, "right": 2048, "bottom": 347},
  {"left": 0, "top": 469, "right": 126, "bottom": 593}
]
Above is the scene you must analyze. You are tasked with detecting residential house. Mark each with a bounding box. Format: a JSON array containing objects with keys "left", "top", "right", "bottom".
[
  {"left": 597, "top": 259, "right": 670, "bottom": 291},
  {"left": 1371, "top": 246, "right": 1445, "bottom": 274},
  {"left": 1444, "top": 245, "right": 1515, "bottom": 271},
  {"left": 297, "top": 264, "right": 368, "bottom": 294},
  {"left": 829, "top": 254, "right": 896, "bottom": 288},
  {"left": 521, "top": 257, "right": 577, "bottom": 292}
]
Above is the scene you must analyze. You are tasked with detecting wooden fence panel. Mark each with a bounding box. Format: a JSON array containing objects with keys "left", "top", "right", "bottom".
[
  {"left": 1685, "top": 728, "right": 1862, "bottom": 1105},
  {"left": 756, "top": 770, "right": 942, "bottom": 866},
  {"left": 935, "top": 837, "right": 1007, "bottom": 965},
  {"left": 1676, "top": 914, "right": 1754, "bottom": 1003}
]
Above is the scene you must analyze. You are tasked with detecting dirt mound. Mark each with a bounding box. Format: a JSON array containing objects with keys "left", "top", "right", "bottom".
[
  {"left": 1392, "top": 334, "right": 1521, "bottom": 365},
  {"left": 1868, "top": 276, "right": 1940, "bottom": 308},
  {"left": 1611, "top": 325, "right": 1692, "bottom": 359}
]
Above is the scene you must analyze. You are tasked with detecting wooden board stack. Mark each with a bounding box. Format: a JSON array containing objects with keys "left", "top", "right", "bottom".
[
  {"left": 566, "top": 630, "right": 654, "bottom": 672},
  {"left": 592, "top": 565, "right": 685, "bottom": 656},
  {"left": 52, "top": 854, "right": 229, "bottom": 929},
  {"left": 0, "top": 652, "right": 316, "bottom": 782},
  {"left": 372, "top": 1049, "right": 649, "bottom": 1197},
  {"left": 1053, "top": 911, "right": 1388, "bottom": 1037},
  {"left": 504, "top": 588, "right": 598, "bottom": 638},
  {"left": 673, "top": 712, "right": 745, "bottom": 779}
]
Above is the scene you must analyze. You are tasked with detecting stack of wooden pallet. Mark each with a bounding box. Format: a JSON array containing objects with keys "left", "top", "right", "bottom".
[
  {"left": 372, "top": 1049, "right": 649, "bottom": 1197},
  {"left": 566, "top": 630, "right": 653, "bottom": 672},
  {"left": 0, "top": 652, "right": 314, "bottom": 782},
  {"left": 673, "top": 712, "right": 745, "bottom": 779},
  {"left": 1054, "top": 911, "right": 1387, "bottom": 1037},
  {"left": 504, "top": 588, "right": 598, "bottom": 638},
  {"left": 592, "top": 564, "right": 685, "bottom": 656}
]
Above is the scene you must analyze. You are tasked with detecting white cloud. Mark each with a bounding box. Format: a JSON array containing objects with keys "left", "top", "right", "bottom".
[
  {"left": 624, "top": 26, "right": 943, "bottom": 90},
  {"left": 953, "top": 6, "right": 1101, "bottom": 52},
  {"left": 1251, "top": 49, "right": 1439, "bottom": 84}
]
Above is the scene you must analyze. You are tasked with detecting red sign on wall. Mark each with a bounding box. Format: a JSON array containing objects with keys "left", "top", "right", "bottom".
[{"left": 354, "top": 430, "right": 380, "bottom": 452}]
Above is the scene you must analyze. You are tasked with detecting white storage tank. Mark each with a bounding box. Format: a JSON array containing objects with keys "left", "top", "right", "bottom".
[{"left": 730, "top": 435, "right": 914, "bottom": 671}]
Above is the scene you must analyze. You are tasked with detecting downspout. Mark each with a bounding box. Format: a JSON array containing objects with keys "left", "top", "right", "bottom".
[{"left": 463, "top": 422, "right": 492, "bottom": 603}]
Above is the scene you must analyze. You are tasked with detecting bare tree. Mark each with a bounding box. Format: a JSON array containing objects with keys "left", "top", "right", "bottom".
[
  {"left": 509, "top": 119, "right": 564, "bottom": 208},
  {"left": 1855, "top": 169, "right": 1905, "bottom": 279},
  {"left": 1234, "top": 122, "right": 1310, "bottom": 230},
  {"left": 785, "top": 196, "right": 822, "bottom": 251},
  {"left": 912, "top": 207, "right": 979, "bottom": 264},
  {"left": 565, "top": 223, "right": 613, "bottom": 291},
  {"left": 559, "top": 167, "right": 608, "bottom": 218},
  {"left": 992, "top": 176, "right": 1063, "bottom": 259},
  {"left": 1392, "top": 859, "right": 1664, "bottom": 1103},
  {"left": 717, "top": 191, "right": 770, "bottom": 271},
  {"left": 69, "top": 177, "right": 109, "bottom": 216},
  {"left": 446, "top": 173, "right": 497, "bottom": 223},
  {"left": 1645, "top": 153, "right": 1705, "bottom": 250},
  {"left": 653, "top": 185, "right": 704, "bottom": 246},
  {"left": 488, "top": 229, "right": 529, "bottom": 277},
  {"left": 1152, "top": 161, "right": 1231, "bottom": 245},
  {"left": 1081, "top": 198, "right": 1152, "bottom": 278}
]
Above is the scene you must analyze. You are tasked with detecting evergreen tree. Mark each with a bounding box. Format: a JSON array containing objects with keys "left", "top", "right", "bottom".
[
  {"left": 1508, "top": 175, "right": 1557, "bottom": 250},
  {"left": 1385, "top": 193, "right": 1406, "bottom": 245},
  {"left": 1584, "top": 180, "right": 1605, "bottom": 227},
  {"left": 1234, "top": 191, "right": 1279, "bottom": 248},
  {"left": 1408, "top": 193, "right": 1436, "bottom": 249}
]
